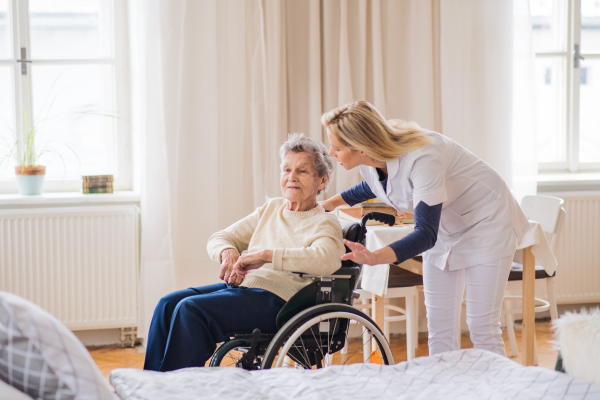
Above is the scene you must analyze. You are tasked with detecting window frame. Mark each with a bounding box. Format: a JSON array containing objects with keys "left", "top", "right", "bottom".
[
  {"left": 537, "top": 0, "right": 600, "bottom": 173},
  {"left": 570, "top": 0, "right": 600, "bottom": 171},
  {"left": 0, "top": 0, "right": 131, "bottom": 194}
]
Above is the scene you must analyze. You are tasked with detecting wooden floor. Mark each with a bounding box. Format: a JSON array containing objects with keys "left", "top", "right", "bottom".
[{"left": 90, "top": 319, "right": 558, "bottom": 379}]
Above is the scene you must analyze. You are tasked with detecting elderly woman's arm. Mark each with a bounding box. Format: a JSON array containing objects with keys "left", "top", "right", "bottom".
[
  {"left": 233, "top": 221, "right": 345, "bottom": 277},
  {"left": 207, "top": 205, "right": 265, "bottom": 282}
]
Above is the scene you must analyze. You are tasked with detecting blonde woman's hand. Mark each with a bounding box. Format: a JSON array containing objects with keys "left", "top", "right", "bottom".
[
  {"left": 318, "top": 200, "right": 335, "bottom": 212},
  {"left": 341, "top": 239, "right": 378, "bottom": 265},
  {"left": 220, "top": 248, "right": 240, "bottom": 283},
  {"left": 341, "top": 240, "right": 398, "bottom": 266}
]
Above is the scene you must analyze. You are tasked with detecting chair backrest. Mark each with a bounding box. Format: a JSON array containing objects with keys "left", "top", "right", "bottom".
[{"left": 520, "top": 195, "right": 565, "bottom": 252}]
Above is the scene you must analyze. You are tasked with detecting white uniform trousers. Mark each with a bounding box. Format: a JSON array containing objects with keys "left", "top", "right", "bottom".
[{"left": 423, "top": 254, "right": 513, "bottom": 356}]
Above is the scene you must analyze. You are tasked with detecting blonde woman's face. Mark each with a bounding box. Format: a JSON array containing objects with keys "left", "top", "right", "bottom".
[{"left": 327, "top": 131, "right": 363, "bottom": 170}]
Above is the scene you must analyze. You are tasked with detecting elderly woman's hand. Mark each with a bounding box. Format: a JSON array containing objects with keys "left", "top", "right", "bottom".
[
  {"left": 220, "top": 248, "right": 241, "bottom": 284},
  {"left": 231, "top": 250, "right": 273, "bottom": 282}
]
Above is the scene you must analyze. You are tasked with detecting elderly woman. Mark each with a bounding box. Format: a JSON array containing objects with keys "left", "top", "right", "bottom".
[{"left": 143, "top": 133, "right": 345, "bottom": 371}]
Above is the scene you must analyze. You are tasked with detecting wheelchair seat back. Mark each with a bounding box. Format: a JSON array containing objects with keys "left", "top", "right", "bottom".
[{"left": 275, "top": 220, "right": 364, "bottom": 328}]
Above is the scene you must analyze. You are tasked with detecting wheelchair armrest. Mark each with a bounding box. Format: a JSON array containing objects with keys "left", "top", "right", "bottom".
[
  {"left": 333, "top": 266, "right": 361, "bottom": 276},
  {"left": 291, "top": 266, "right": 360, "bottom": 279}
]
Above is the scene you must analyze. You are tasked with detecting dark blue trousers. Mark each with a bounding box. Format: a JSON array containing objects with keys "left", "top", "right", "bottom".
[{"left": 143, "top": 283, "right": 286, "bottom": 371}]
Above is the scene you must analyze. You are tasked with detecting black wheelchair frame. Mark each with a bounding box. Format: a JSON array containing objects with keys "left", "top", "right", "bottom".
[{"left": 209, "top": 211, "right": 397, "bottom": 370}]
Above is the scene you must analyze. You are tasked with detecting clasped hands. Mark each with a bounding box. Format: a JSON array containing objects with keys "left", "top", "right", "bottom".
[
  {"left": 220, "top": 240, "right": 395, "bottom": 285},
  {"left": 219, "top": 248, "right": 272, "bottom": 285}
]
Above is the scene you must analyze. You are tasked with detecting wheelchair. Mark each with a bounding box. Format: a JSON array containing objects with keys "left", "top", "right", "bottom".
[{"left": 209, "top": 211, "right": 396, "bottom": 370}]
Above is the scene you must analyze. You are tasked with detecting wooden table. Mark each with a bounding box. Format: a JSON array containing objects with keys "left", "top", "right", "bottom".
[
  {"left": 521, "top": 246, "right": 536, "bottom": 366},
  {"left": 370, "top": 246, "right": 537, "bottom": 366}
]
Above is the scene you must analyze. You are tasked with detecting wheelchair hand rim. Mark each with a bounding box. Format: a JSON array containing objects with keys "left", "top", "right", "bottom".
[{"left": 267, "top": 306, "right": 394, "bottom": 368}]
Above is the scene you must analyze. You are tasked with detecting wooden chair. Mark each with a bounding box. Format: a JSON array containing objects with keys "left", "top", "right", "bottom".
[
  {"left": 354, "top": 265, "right": 422, "bottom": 360},
  {"left": 502, "top": 195, "right": 566, "bottom": 362}
]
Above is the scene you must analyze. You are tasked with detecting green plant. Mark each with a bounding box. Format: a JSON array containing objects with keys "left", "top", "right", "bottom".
[
  {"left": 0, "top": 76, "right": 125, "bottom": 178},
  {"left": 1, "top": 107, "right": 79, "bottom": 175}
]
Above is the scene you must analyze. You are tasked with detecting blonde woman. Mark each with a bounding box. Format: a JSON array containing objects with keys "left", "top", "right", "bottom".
[{"left": 320, "top": 101, "right": 529, "bottom": 357}]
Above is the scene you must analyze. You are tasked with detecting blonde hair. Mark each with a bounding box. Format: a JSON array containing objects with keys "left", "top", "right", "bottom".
[{"left": 321, "top": 101, "right": 431, "bottom": 162}]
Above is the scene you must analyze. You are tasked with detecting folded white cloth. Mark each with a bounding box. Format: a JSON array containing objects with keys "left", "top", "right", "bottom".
[{"left": 513, "top": 221, "right": 558, "bottom": 275}]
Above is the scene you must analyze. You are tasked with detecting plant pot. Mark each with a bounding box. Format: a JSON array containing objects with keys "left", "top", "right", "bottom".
[{"left": 15, "top": 166, "right": 46, "bottom": 195}]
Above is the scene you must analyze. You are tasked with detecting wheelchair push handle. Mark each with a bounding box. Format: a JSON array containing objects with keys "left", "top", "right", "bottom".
[{"left": 360, "top": 211, "right": 396, "bottom": 228}]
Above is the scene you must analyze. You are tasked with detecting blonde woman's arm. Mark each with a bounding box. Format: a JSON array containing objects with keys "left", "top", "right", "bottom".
[
  {"left": 319, "top": 194, "right": 347, "bottom": 212},
  {"left": 320, "top": 181, "right": 377, "bottom": 212}
]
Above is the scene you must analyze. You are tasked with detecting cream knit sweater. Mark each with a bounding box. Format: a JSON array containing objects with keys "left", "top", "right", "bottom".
[{"left": 207, "top": 197, "right": 345, "bottom": 301}]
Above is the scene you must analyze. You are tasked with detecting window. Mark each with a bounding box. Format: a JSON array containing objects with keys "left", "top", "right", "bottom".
[
  {"left": 0, "top": 0, "right": 130, "bottom": 193},
  {"left": 531, "top": 0, "right": 600, "bottom": 172}
]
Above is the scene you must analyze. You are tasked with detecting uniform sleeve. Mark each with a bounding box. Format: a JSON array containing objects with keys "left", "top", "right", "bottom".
[
  {"left": 340, "top": 181, "right": 377, "bottom": 207},
  {"left": 409, "top": 153, "right": 448, "bottom": 207},
  {"left": 387, "top": 201, "right": 442, "bottom": 265}
]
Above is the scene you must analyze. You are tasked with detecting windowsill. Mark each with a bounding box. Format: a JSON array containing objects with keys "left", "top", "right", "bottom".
[
  {"left": 0, "top": 191, "right": 141, "bottom": 208},
  {"left": 537, "top": 171, "right": 600, "bottom": 193}
]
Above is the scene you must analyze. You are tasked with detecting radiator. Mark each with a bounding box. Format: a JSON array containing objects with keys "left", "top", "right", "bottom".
[
  {"left": 0, "top": 205, "right": 139, "bottom": 330},
  {"left": 553, "top": 194, "right": 600, "bottom": 304}
]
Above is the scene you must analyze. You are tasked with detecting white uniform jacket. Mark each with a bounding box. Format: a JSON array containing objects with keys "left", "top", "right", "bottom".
[{"left": 357, "top": 132, "right": 530, "bottom": 271}]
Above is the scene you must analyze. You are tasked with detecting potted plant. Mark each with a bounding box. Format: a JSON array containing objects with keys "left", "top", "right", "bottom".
[
  {"left": 15, "top": 166, "right": 46, "bottom": 195},
  {"left": 4, "top": 105, "right": 83, "bottom": 196},
  {"left": 3, "top": 96, "right": 113, "bottom": 196},
  {"left": 13, "top": 117, "right": 46, "bottom": 195}
]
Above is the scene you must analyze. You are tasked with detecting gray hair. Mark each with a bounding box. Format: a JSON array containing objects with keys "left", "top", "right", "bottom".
[{"left": 279, "top": 133, "right": 335, "bottom": 194}]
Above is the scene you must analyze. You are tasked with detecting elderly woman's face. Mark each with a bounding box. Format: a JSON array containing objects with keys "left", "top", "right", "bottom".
[{"left": 280, "top": 152, "right": 326, "bottom": 205}]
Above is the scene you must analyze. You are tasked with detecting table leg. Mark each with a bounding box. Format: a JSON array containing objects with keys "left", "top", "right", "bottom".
[
  {"left": 522, "top": 246, "right": 535, "bottom": 366},
  {"left": 372, "top": 293, "right": 385, "bottom": 352}
]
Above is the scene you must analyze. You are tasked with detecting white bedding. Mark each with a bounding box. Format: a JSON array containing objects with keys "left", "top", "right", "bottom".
[{"left": 109, "top": 349, "right": 600, "bottom": 400}]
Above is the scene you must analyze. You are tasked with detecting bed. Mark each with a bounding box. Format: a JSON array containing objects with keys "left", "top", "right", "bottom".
[
  {"left": 108, "top": 348, "right": 600, "bottom": 400},
  {"left": 2, "top": 291, "right": 600, "bottom": 400}
]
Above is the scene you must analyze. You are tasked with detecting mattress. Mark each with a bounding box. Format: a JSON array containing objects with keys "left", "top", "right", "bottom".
[{"left": 109, "top": 348, "right": 600, "bottom": 400}]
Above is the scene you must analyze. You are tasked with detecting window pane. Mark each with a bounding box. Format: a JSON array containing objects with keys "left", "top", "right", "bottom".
[
  {"left": 535, "top": 57, "right": 567, "bottom": 163},
  {"left": 0, "top": 0, "right": 11, "bottom": 59},
  {"left": 530, "top": 0, "right": 568, "bottom": 53},
  {"left": 579, "top": 59, "right": 600, "bottom": 163},
  {"left": 0, "top": 66, "right": 15, "bottom": 180},
  {"left": 31, "top": 64, "right": 116, "bottom": 179},
  {"left": 29, "top": 0, "right": 114, "bottom": 59},
  {"left": 581, "top": 0, "right": 600, "bottom": 53}
]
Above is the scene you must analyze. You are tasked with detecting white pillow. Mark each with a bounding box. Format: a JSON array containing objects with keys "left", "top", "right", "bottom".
[
  {"left": 0, "top": 291, "right": 114, "bottom": 400},
  {"left": 554, "top": 307, "right": 600, "bottom": 386}
]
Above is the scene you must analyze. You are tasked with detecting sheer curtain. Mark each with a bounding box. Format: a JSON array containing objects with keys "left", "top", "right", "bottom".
[
  {"left": 130, "top": 0, "right": 437, "bottom": 340},
  {"left": 439, "top": 0, "right": 537, "bottom": 202},
  {"left": 512, "top": 0, "right": 538, "bottom": 202}
]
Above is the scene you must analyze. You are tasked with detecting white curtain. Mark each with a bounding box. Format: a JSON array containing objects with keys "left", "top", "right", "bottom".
[
  {"left": 130, "top": 0, "right": 437, "bottom": 340},
  {"left": 439, "top": 0, "right": 537, "bottom": 201},
  {"left": 511, "top": 0, "right": 538, "bottom": 202}
]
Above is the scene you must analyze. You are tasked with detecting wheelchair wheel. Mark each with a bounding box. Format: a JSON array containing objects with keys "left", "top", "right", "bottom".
[
  {"left": 261, "top": 304, "right": 394, "bottom": 369},
  {"left": 209, "top": 339, "right": 252, "bottom": 367}
]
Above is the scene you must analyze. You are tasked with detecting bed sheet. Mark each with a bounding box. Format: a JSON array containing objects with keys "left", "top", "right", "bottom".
[{"left": 109, "top": 349, "right": 600, "bottom": 400}]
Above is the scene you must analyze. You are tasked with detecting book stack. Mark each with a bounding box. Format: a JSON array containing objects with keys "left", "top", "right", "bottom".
[
  {"left": 82, "top": 175, "right": 114, "bottom": 194},
  {"left": 360, "top": 199, "right": 398, "bottom": 216},
  {"left": 338, "top": 206, "right": 414, "bottom": 226}
]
